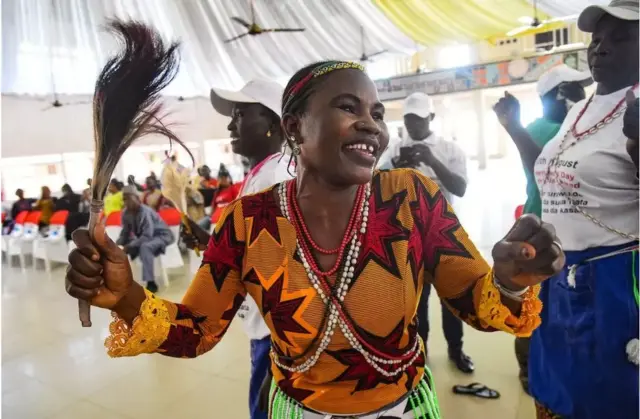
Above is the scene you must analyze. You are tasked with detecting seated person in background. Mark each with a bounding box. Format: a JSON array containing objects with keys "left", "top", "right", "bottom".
[
  {"left": 141, "top": 176, "right": 167, "bottom": 211},
  {"left": 34, "top": 186, "right": 54, "bottom": 234},
  {"left": 198, "top": 165, "right": 218, "bottom": 189},
  {"left": 104, "top": 179, "right": 124, "bottom": 216},
  {"left": 58, "top": 184, "right": 90, "bottom": 241},
  {"left": 117, "top": 186, "right": 174, "bottom": 293},
  {"left": 4, "top": 188, "right": 33, "bottom": 232},
  {"left": 197, "top": 164, "right": 241, "bottom": 231}
]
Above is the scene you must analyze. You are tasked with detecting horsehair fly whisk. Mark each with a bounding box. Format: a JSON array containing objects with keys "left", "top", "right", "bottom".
[{"left": 80, "top": 19, "right": 193, "bottom": 327}]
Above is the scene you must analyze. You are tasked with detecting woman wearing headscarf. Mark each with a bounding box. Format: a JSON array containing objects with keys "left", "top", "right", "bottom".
[{"left": 66, "top": 61, "right": 563, "bottom": 418}]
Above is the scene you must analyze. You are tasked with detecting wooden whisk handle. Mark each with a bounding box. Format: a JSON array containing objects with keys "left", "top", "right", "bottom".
[{"left": 78, "top": 202, "right": 103, "bottom": 328}]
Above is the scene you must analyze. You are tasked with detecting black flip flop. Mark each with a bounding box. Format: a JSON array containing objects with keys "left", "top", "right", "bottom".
[{"left": 452, "top": 382, "right": 500, "bottom": 399}]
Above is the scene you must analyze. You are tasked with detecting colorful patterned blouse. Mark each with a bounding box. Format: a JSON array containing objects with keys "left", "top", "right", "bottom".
[{"left": 107, "top": 169, "right": 542, "bottom": 415}]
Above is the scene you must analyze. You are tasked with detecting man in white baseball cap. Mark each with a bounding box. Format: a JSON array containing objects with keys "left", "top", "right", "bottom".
[
  {"left": 536, "top": 64, "right": 593, "bottom": 99},
  {"left": 184, "top": 78, "right": 293, "bottom": 419},
  {"left": 380, "top": 92, "right": 474, "bottom": 375}
]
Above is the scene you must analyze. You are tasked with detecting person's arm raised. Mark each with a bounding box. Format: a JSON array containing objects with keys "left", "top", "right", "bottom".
[
  {"left": 66, "top": 201, "right": 247, "bottom": 358},
  {"left": 493, "top": 92, "right": 542, "bottom": 173}
]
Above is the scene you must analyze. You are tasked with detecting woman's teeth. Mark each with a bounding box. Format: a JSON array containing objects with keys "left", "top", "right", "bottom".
[{"left": 345, "top": 143, "right": 375, "bottom": 155}]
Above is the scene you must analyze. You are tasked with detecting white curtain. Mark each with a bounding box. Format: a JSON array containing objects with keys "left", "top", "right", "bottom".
[
  {"left": 529, "top": 0, "right": 610, "bottom": 18},
  {"left": 2, "top": 0, "right": 416, "bottom": 96}
]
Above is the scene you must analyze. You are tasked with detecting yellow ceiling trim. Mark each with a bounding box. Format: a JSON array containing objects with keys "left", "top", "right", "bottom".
[{"left": 373, "top": 0, "right": 553, "bottom": 45}]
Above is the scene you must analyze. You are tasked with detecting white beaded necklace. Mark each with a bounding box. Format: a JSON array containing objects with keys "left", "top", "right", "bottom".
[{"left": 272, "top": 181, "right": 421, "bottom": 376}]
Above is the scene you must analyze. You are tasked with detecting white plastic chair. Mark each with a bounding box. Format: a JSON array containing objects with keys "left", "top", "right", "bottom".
[
  {"left": 158, "top": 225, "right": 184, "bottom": 287},
  {"left": 38, "top": 210, "right": 71, "bottom": 272},
  {"left": 4, "top": 211, "right": 30, "bottom": 268},
  {"left": 10, "top": 211, "right": 41, "bottom": 269}
]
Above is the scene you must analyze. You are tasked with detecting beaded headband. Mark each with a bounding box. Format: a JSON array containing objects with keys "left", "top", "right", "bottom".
[{"left": 284, "top": 61, "right": 366, "bottom": 109}]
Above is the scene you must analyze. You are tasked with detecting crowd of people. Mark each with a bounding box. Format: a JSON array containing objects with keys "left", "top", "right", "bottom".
[{"left": 4, "top": 1, "right": 636, "bottom": 418}]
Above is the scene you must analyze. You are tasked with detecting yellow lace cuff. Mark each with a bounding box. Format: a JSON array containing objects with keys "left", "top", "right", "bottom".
[
  {"left": 477, "top": 273, "right": 542, "bottom": 337},
  {"left": 104, "top": 289, "right": 171, "bottom": 357}
]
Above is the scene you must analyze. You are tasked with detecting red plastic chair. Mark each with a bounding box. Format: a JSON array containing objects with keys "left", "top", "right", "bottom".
[
  {"left": 25, "top": 211, "right": 42, "bottom": 225},
  {"left": 105, "top": 210, "right": 122, "bottom": 226},
  {"left": 49, "top": 210, "right": 69, "bottom": 225},
  {"left": 158, "top": 208, "right": 182, "bottom": 226},
  {"left": 515, "top": 205, "right": 524, "bottom": 220},
  {"left": 14, "top": 211, "right": 29, "bottom": 225}
]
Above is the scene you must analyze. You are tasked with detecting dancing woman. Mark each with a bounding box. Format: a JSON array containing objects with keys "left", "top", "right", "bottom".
[{"left": 66, "top": 61, "right": 563, "bottom": 418}]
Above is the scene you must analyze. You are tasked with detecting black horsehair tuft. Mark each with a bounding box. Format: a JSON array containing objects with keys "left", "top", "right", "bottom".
[{"left": 91, "top": 19, "right": 193, "bottom": 203}]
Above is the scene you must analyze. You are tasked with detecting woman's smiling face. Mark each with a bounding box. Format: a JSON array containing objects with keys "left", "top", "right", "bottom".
[{"left": 285, "top": 69, "right": 389, "bottom": 187}]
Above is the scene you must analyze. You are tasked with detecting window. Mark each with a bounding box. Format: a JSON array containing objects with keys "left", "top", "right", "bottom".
[
  {"left": 437, "top": 45, "right": 471, "bottom": 69},
  {"left": 535, "top": 28, "right": 570, "bottom": 51}
]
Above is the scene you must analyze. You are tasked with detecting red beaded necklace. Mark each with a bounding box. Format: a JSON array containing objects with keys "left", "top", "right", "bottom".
[
  {"left": 287, "top": 180, "right": 363, "bottom": 276},
  {"left": 543, "top": 84, "right": 639, "bottom": 187},
  {"left": 570, "top": 87, "right": 633, "bottom": 139}
]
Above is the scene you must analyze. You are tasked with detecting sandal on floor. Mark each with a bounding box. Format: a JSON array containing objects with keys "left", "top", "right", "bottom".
[{"left": 452, "top": 382, "right": 500, "bottom": 399}]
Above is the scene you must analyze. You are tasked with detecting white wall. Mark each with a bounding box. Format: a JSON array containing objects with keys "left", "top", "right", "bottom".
[{"left": 1, "top": 94, "right": 233, "bottom": 158}]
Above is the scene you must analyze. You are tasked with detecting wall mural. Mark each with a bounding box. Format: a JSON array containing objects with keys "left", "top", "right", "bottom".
[{"left": 375, "top": 49, "right": 589, "bottom": 101}]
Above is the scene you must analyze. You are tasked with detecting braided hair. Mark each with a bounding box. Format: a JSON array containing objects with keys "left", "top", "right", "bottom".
[{"left": 281, "top": 60, "right": 366, "bottom": 174}]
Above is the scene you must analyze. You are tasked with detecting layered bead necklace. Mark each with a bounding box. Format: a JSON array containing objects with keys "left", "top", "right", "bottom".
[{"left": 272, "top": 180, "right": 422, "bottom": 377}]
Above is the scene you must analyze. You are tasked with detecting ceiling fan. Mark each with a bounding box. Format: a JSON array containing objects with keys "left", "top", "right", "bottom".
[
  {"left": 358, "top": 26, "right": 387, "bottom": 63},
  {"left": 41, "top": 92, "right": 91, "bottom": 111},
  {"left": 224, "top": 0, "right": 305, "bottom": 44},
  {"left": 41, "top": 0, "right": 91, "bottom": 111},
  {"left": 506, "top": 0, "right": 577, "bottom": 37}
]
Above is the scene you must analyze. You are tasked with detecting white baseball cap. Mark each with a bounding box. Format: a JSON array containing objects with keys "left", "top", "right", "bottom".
[
  {"left": 578, "top": 0, "right": 639, "bottom": 33},
  {"left": 537, "top": 64, "right": 594, "bottom": 97},
  {"left": 210, "top": 79, "right": 284, "bottom": 118},
  {"left": 403, "top": 92, "right": 434, "bottom": 118}
]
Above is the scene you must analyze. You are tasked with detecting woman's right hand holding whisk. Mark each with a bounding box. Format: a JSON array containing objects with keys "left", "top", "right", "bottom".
[{"left": 66, "top": 224, "right": 146, "bottom": 324}]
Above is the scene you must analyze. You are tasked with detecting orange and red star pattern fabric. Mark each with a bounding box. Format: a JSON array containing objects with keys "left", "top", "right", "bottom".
[{"left": 106, "top": 169, "right": 542, "bottom": 415}]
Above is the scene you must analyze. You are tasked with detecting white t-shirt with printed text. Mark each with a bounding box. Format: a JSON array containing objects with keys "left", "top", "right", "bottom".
[
  {"left": 534, "top": 86, "right": 639, "bottom": 251},
  {"left": 236, "top": 153, "right": 294, "bottom": 340}
]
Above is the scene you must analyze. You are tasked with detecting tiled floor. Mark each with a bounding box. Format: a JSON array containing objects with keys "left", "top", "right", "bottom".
[{"left": 2, "top": 160, "right": 538, "bottom": 418}]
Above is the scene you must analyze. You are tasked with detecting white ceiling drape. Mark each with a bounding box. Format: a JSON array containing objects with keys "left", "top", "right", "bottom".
[
  {"left": 528, "top": 0, "right": 610, "bottom": 18},
  {"left": 1, "top": 0, "right": 416, "bottom": 96}
]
